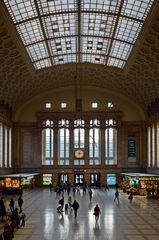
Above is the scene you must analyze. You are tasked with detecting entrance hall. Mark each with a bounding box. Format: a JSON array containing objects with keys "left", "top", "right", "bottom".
[{"left": 3, "top": 188, "right": 159, "bottom": 240}]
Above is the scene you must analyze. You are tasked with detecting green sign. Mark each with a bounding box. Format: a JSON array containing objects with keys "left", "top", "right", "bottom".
[{"left": 128, "top": 135, "right": 136, "bottom": 162}]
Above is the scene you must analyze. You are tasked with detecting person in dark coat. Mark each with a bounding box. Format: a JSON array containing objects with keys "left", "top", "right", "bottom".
[
  {"left": 72, "top": 200, "right": 79, "bottom": 218},
  {"left": 18, "top": 196, "right": 23, "bottom": 213},
  {"left": 0, "top": 201, "right": 6, "bottom": 222},
  {"left": 88, "top": 188, "right": 93, "bottom": 201},
  {"left": 9, "top": 198, "right": 14, "bottom": 212}
]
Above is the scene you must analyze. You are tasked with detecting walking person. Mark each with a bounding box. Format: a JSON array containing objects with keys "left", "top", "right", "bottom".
[
  {"left": 114, "top": 189, "right": 119, "bottom": 204},
  {"left": 128, "top": 192, "right": 133, "bottom": 203},
  {"left": 9, "top": 198, "right": 14, "bottom": 212},
  {"left": 93, "top": 204, "right": 101, "bottom": 221},
  {"left": 88, "top": 188, "right": 93, "bottom": 201},
  {"left": 72, "top": 186, "right": 76, "bottom": 197},
  {"left": 72, "top": 200, "right": 79, "bottom": 218},
  {"left": 57, "top": 195, "right": 64, "bottom": 212},
  {"left": 18, "top": 195, "right": 23, "bottom": 213},
  {"left": 20, "top": 211, "right": 26, "bottom": 227},
  {"left": 49, "top": 182, "right": 52, "bottom": 192},
  {"left": 105, "top": 183, "right": 109, "bottom": 191},
  {"left": 68, "top": 195, "right": 73, "bottom": 209}
]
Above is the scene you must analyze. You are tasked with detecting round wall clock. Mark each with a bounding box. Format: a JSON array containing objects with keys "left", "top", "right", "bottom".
[{"left": 74, "top": 149, "right": 84, "bottom": 159}]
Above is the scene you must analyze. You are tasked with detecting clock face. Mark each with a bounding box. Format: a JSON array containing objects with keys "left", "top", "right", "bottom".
[{"left": 75, "top": 149, "right": 84, "bottom": 159}]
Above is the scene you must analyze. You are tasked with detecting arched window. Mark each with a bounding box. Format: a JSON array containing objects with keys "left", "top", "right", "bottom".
[
  {"left": 58, "top": 119, "right": 70, "bottom": 165},
  {"left": 89, "top": 119, "right": 100, "bottom": 165},
  {"left": 105, "top": 119, "right": 117, "bottom": 165},
  {"left": 74, "top": 119, "right": 85, "bottom": 165},
  {"left": 42, "top": 120, "right": 54, "bottom": 165}
]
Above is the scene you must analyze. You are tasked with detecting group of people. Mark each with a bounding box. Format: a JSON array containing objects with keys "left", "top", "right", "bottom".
[
  {"left": 55, "top": 182, "right": 134, "bottom": 223},
  {"left": 56, "top": 184, "right": 101, "bottom": 221},
  {"left": 0, "top": 195, "right": 26, "bottom": 240},
  {"left": 57, "top": 194, "right": 79, "bottom": 218}
]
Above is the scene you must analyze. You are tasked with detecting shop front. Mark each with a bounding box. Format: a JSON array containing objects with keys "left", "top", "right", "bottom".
[
  {"left": 106, "top": 173, "right": 117, "bottom": 186},
  {"left": 0, "top": 173, "right": 39, "bottom": 194},
  {"left": 121, "top": 173, "right": 159, "bottom": 197},
  {"left": 42, "top": 174, "right": 53, "bottom": 186}
]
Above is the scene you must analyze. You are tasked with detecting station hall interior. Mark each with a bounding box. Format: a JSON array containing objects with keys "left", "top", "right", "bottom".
[{"left": 1, "top": 0, "right": 159, "bottom": 239}]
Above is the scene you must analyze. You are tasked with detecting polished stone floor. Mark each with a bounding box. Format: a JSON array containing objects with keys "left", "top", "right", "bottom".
[{"left": 1, "top": 187, "right": 159, "bottom": 240}]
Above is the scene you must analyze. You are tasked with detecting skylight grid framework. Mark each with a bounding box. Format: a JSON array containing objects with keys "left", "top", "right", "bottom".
[{"left": 3, "top": 0, "right": 155, "bottom": 69}]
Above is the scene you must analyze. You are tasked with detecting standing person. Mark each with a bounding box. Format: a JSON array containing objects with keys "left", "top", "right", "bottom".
[
  {"left": 72, "top": 200, "right": 79, "bottom": 218},
  {"left": 115, "top": 182, "right": 119, "bottom": 190},
  {"left": 88, "top": 188, "right": 93, "bottom": 201},
  {"left": 105, "top": 183, "right": 109, "bottom": 191},
  {"left": 67, "top": 184, "right": 71, "bottom": 196},
  {"left": 0, "top": 200, "right": 6, "bottom": 222},
  {"left": 93, "top": 204, "right": 101, "bottom": 221},
  {"left": 72, "top": 186, "right": 76, "bottom": 197},
  {"left": 68, "top": 195, "right": 73, "bottom": 209},
  {"left": 49, "top": 182, "right": 52, "bottom": 192},
  {"left": 128, "top": 192, "right": 133, "bottom": 203},
  {"left": 114, "top": 189, "right": 119, "bottom": 204},
  {"left": 18, "top": 195, "right": 23, "bottom": 213},
  {"left": 9, "top": 198, "right": 14, "bottom": 212}
]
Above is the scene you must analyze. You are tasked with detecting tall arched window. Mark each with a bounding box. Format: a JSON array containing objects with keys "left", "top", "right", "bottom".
[
  {"left": 74, "top": 119, "right": 85, "bottom": 165},
  {"left": 105, "top": 119, "right": 117, "bottom": 165},
  {"left": 58, "top": 119, "right": 70, "bottom": 165},
  {"left": 42, "top": 120, "right": 54, "bottom": 165},
  {"left": 89, "top": 119, "right": 100, "bottom": 165}
]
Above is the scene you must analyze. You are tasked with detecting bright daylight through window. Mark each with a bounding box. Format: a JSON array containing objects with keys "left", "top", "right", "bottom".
[{"left": 3, "top": 0, "right": 154, "bottom": 69}]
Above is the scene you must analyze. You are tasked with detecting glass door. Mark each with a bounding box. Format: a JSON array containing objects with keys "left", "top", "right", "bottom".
[
  {"left": 74, "top": 174, "right": 84, "bottom": 186},
  {"left": 90, "top": 173, "right": 101, "bottom": 187},
  {"left": 58, "top": 174, "right": 68, "bottom": 186}
]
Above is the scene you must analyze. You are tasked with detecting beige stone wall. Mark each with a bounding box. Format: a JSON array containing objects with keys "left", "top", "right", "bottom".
[{"left": 13, "top": 87, "right": 146, "bottom": 122}]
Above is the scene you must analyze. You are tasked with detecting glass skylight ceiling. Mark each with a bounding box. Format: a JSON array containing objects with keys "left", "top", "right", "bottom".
[{"left": 4, "top": 0, "right": 154, "bottom": 70}]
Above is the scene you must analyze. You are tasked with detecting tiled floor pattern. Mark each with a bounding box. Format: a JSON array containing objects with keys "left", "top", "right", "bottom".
[{"left": 1, "top": 188, "right": 159, "bottom": 240}]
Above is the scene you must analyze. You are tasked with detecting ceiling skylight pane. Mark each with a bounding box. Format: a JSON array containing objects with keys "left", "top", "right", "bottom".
[
  {"left": 81, "top": 0, "right": 121, "bottom": 13},
  {"left": 34, "top": 58, "right": 52, "bottom": 70},
  {"left": 4, "top": 0, "right": 37, "bottom": 23},
  {"left": 26, "top": 42, "right": 49, "bottom": 62},
  {"left": 3, "top": 0, "right": 155, "bottom": 70},
  {"left": 122, "top": 0, "right": 154, "bottom": 20},
  {"left": 115, "top": 17, "right": 143, "bottom": 44},
  {"left": 48, "top": 37, "right": 76, "bottom": 58},
  {"left": 37, "top": 0, "right": 76, "bottom": 14},
  {"left": 42, "top": 14, "right": 76, "bottom": 39},
  {"left": 110, "top": 41, "right": 133, "bottom": 61},
  {"left": 107, "top": 57, "right": 125, "bottom": 68},
  {"left": 16, "top": 19, "right": 44, "bottom": 45},
  {"left": 82, "top": 54, "right": 105, "bottom": 64},
  {"left": 82, "top": 13, "right": 116, "bottom": 38},
  {"left": 82, "top": 37, "right": 110, "bottom": 57}
]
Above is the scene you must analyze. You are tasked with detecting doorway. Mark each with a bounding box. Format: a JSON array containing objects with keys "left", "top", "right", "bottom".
[
  {"left": 90, "top": 173, "right": 101, "bottom": 187},
  {"left": 74, "top": 173, "right": 84, "bottom": 186},
  {"left": 58, "top": 173, "right": 68, "bottom": 186}
]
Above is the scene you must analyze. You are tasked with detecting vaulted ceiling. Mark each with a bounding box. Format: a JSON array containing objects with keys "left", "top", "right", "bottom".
[{"left": 0, "top": 0, "right": 159, "bottom": 113}]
